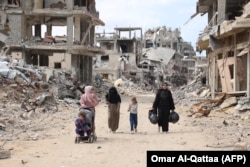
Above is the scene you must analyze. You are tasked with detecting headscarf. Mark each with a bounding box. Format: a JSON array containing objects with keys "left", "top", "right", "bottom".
[
  {"left": 106, "top": 87, "right": 121, "bottom": 104},
  {"left": 80, "top": 86, "right": 99, "bottom": 107}
]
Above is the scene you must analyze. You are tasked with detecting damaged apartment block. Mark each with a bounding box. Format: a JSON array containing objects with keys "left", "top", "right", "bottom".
[
  {"left": 94, "top": 27, "right": 144, "bottom": 82},
  {"left": 196, "top": 0, "right": 250, "bottom": 109},
  {"left": 0, "top": 0, "right": 104, "bottom": 83}
]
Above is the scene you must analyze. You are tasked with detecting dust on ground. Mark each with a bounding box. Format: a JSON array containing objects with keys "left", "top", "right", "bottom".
[{"left": 0, "top": 91, "right": 249, "bottom": 167}]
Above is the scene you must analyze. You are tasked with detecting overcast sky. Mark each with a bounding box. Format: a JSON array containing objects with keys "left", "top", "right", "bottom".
[{"left": 95, "top": 0, "right": 207, "bottom": 54}]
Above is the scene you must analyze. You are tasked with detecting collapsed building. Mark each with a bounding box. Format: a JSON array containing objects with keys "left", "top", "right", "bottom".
[
  {"left": 94, "top": 26, "right": 199, "bottom": 90},
  {"left": 142, "top": 26, "right": 197, "bottom": 87},
  {"left": 0, "top": 0, "right": 104, "bottom": 84},
  {"left": 195, "top": 0, "right": 250, "bottom": 101}
]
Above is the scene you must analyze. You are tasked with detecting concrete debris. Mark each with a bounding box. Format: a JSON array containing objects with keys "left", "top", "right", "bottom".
[
  {"left": 187, "top": 93, "right": 226, "bottom": 117},
  {"left": 220, "top": 97, "right": 237, "bottom": 109},
  {"left": 235, "top": 97, "right": 250, "bottom": 111},
  {"left": 0, "top": 57, "right": 98, "bottom": 146}
]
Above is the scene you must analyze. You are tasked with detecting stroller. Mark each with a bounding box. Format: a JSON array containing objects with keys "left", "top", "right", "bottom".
[{"left": 75, "top": 108, "right": 97, "bottom": 144}]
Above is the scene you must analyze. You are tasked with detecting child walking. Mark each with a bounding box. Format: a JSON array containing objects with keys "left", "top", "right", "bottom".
[{"left": 127, "top": 97, "right": 138, "bottom": 134}]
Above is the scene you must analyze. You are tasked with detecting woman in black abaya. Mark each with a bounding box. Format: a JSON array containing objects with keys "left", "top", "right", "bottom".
[{"left": 152, "top": 82, "right": 175, "bottom": 133}]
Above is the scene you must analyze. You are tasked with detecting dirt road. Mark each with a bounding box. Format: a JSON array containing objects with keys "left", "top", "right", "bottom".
[{"left": 0, "top": 93, "right": 249, "bottom": 167}]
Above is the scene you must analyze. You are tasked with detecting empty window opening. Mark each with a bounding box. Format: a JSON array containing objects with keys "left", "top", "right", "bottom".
[
  {"left": 229, "top": 64, "right": 234, "bottom": 79},
  {"left": 102, "top": 74, "right": 108, "bottom": 79},
  {"left": 54, "top": 63, "right": 62, "bottom": 69},
  {"left": 227, "top": 51, "right": 234, "bottom": 57},
  {"left": 218, "top": 53, "right": 223, "bottom": 59},
  {"left": 101, "top": 55, "right": 109, "bottom": 61},
  {"left": 74, "top": 0, "right": 87, "bottom": 7},
  {"left": 8, "top": 0, "right": 20, "bottom": 6}
]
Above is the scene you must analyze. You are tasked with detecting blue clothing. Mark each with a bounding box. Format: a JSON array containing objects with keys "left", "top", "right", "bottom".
[
  {"left": 130, "top": 113, "right": 138, "bottom": 131},
  {"left": 75, "top": 118, "right": 89, "bottom": 135}
]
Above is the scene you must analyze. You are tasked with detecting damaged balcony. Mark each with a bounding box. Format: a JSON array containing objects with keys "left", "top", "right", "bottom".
[{"left": 195, "top": 0, "right": 250, "bottom": 100}]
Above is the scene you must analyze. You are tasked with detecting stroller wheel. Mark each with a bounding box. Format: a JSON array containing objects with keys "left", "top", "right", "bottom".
[
  {"left": 94, "top": 135, "right": 97, "bottom": 141},
  {"left": 75, "top": 137, "right": 80, "bottom": 144},
  {"left": 88, "top": 135, "right": 94, "bottom": 143}
]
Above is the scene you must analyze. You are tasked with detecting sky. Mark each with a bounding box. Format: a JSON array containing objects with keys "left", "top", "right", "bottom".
[{"left": 95, "top": 0, "right": 207, "bottom": 55}]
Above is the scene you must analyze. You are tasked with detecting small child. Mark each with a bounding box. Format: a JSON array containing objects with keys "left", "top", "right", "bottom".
[
  {"left": 75, "top": 112, "right": 89, "bottom": 137},
  {"left": 127, "top": 97, "right": 138, "bottom": 134}
]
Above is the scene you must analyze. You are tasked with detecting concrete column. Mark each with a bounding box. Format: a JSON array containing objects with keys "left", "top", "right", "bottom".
[
  {"left": 208, "top": 7, "right": 213, "bottom": 25},
  {"left": 90, "top": 26, "right": 95, "bottom": 46},
  {"left": 87, "top": 56, "right": 92, "bottom": 83},
  {"left": 47, "top": 24, "right": 52, "bottom": 35},
  {"left": 247, "top": 31, "right": 250, "bottom": 97},
  {"left": 233, "top": 33, "right": 238, "bottom": 92},
  {"left": 67, "top": 16, "right": 74, "bottom": 45},
  {"left": 1, "top": 12, "right": 7, "bottom": 26},
  {"left": 217, "top": 0, "right": 226, "bottom": 24},
  {"left": 26, "top": 23, "right": 32, "bottom": 38},
  {"left": 247, "top": 52, "right": 250, "bottom": 97},
  {"left": 74, "top": 17, "right": 81, "bottom": 43},
  {"left": 66, "top": 0, "right": 74, "bottom": 10},
  {"left": 81, "top": 56, "right": 87, "bottom": 82},
  {"left": 211, "top": 55, "right": 216, "bottom": 99},
  {"left": 212, "top": 0, "right": 217, "bottom": 26}
]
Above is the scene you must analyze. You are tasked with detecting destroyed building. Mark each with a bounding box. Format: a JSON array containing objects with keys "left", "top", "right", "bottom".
[
  {"left": 94, "top": 27, "right": 145, "bottom": 81},
  {"left": 143, "top": 26, "right": 196, "bottom": 87},
  {"left": 94, "top": 25, "right": 198, "bottom": 89},
  {"left": 0, "top": 0, "right": 104, "bottom": 84},
  {"left": 195, "top": 0, "right": 250, "bottom": 99}
]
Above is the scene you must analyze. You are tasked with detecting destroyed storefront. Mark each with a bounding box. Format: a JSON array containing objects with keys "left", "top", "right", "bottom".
[
  {"left": 0, "top": 0, "right": 104, "bottom": 84},
  {"left": 196, "top": 0, "right": 250, "bottom": 101}
]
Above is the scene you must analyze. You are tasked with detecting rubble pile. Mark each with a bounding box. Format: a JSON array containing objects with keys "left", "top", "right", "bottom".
[
  {"left": 173, "top": 73, "right": 210, "bottom": 106},
  {"left": 0, "top": 57, "right": 135, "bottom": 145},
  {"left": 0, "top": 58, "right": 92, "bottom": 145}
]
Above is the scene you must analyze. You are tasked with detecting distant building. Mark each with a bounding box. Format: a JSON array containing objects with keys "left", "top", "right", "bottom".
[
  {"left": 94, "top": 27, "right": 143, "bottom": 81},
  {"left": 95, "top": 25, "right": 197, "bottom": 88},
  {"left": 143, "top": 26, "right": 196, "bottom": 87}
]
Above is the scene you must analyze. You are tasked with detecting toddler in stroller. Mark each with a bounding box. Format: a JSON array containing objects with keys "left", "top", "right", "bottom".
[{"left": 75, "top": 108, "right": 97, "bottom": 143}]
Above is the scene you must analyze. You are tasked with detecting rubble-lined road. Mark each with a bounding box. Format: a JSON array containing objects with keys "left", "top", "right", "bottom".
[{"left": 0, "top": 93, "right": 249, "bottom": 167}]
